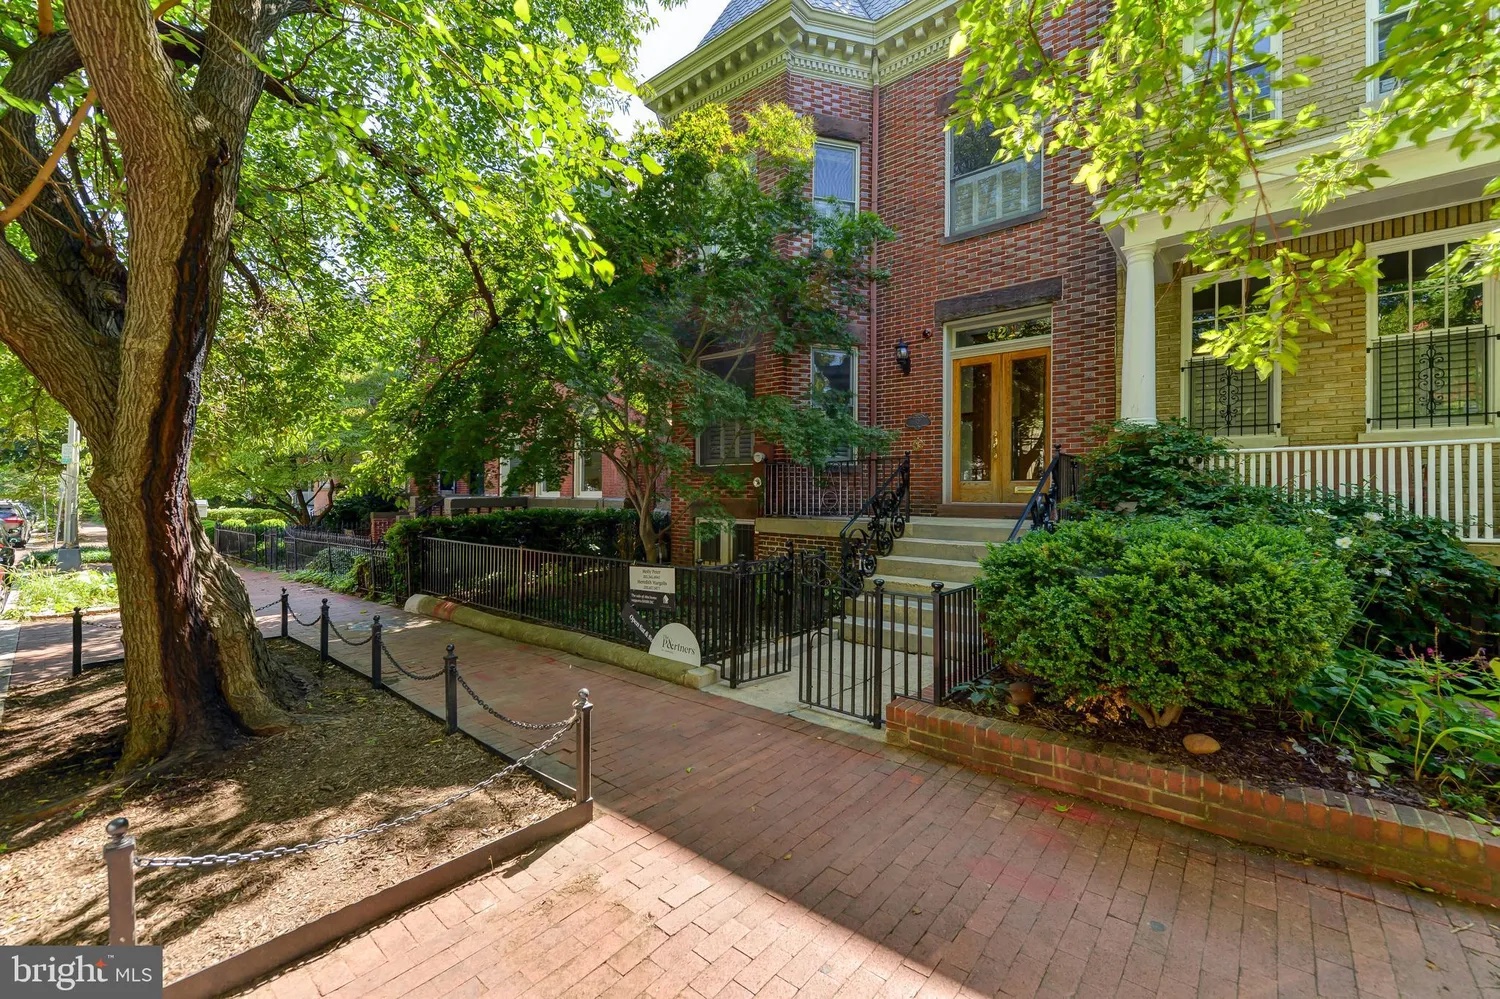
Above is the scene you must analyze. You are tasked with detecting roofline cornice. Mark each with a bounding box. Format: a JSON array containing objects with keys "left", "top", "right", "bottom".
[{"left": 643, "top": 0, "right": 960, "bottom": 120}]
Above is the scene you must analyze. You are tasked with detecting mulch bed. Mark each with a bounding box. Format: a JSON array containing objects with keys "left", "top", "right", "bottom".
[
  {"left": 0, "top": 639, "right": 566, "bottom": 982},
  {"left": 952, "top": 679, "right": 1464, "bottom": 819}
]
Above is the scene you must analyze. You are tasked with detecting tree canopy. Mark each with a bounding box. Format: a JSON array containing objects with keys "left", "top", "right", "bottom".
[
  {"left": 407, "top": 103, "right": 896, "bottom": 558},
  {"left": 952, "top": 0, "right": 1500, "bottom": 374}
]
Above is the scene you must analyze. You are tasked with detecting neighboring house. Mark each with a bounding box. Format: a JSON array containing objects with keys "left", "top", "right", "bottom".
[
  {"left": 648, "top": 0, "right": 1120, "bottom": 575},
  {"left": 407, "top": 451, "right": 634, "bottom": 516},
  {"left": 649, "top": 0, "right": 1500, "bottom": 578}
]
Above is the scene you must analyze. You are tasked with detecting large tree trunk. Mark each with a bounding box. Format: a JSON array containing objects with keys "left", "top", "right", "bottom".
[{"left": 0, "top": 3, "right": 301, "bottom": 769}]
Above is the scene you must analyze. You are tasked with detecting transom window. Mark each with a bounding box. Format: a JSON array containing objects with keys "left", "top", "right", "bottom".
[
  {"left": 1183, "top": 275, "right": 1279, "bottom": 437},
  {"left": 697, "top": 350, "right": 756, "bottom": 466},
  {"left": 1370, "top": 0, "right": 1415, "bottom": 97},
  {"left": 812, "top": 141, "right": 857, "bottom": 219},
  {"left": 953, "top": 314, "right": 1052, "bottom": 351},
  {"left": 947, "top": 121, "right": 1042, "bottom": 237},
  {"left": 1370, "top": 241, "right": 1494, "bottom": 430}
]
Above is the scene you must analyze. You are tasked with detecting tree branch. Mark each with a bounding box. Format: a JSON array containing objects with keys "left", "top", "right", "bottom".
[
  {"left": 227, "top": 243, "right": 266, "bottom": 308},
  {"left": 0, "top": 89, "right": 94, "bottom": 226}
]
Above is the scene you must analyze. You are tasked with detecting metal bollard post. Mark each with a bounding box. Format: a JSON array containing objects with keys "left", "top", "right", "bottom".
[
  {"left": 102, "top": 817, "right": 136, "bottom": 946},
  {"left": 319, "top": 598, "right": 329, "bottom": 661},
  {"left": 72, "top": 607, "right": 83, "bottom": 678},
  {"left": 872, "top": 579, "right": 885, "bottom": 727},
  {"left": 444, "top": 644, "right": 458, "bottom": 734},
  {"left": 574, "top": 688, "right": 593, "bottom": 804},
  {"left": 370, "top": 616, "right": 383, "bottom": 689},
  {"left": 280, "top": 588, "right": 288, "bottom": 639}
]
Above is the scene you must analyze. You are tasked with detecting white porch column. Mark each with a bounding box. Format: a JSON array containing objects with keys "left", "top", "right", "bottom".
[{"left": 1119, "top": 243, "right": 1159, "bottom": 423}]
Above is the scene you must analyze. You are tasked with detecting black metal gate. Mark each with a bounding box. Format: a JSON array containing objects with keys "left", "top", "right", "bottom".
[
  {"left": 784, "top": 574, "right": 998, "bottom": 727},
  {"left": 724, "top": 548, "right": 837, "bottom": 686}
]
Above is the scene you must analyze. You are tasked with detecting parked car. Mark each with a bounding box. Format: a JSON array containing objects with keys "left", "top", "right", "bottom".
[{"left": 0, "top": 501, "right": 33, "bottom": 546}]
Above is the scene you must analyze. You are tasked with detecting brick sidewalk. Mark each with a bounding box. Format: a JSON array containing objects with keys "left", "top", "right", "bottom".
[
  {"left": 237, "top": 570, "right": 1500, "bottom": 998},
  {"left": 9, "top": 613, "right": 122, "bottom": 686}
]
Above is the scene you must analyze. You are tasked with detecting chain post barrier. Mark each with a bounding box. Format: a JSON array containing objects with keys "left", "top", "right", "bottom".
[
  {"left": 280, "top": 588, "right": 288, "bottom": 639},
  {"left": 444, "top": 644, "right": 459, "bottom": 734},
  {"left": 370, "top": 616, "right": 383, "bottom": 689},
  {"left": 574, "top": 688, "right": 592, "bottom": 804},
  {"left": 71, "top": 607, "right": 82, "bottom": 678},
  {"left": 319, "top": 598, "right": 329, "bottom": 661},
  {"left": 102, "top": 817, "right": 136, "bottom": 945}
]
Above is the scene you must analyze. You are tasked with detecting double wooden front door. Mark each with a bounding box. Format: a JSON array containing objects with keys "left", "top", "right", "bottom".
[{"left": 952, "top": 347, "right": 1050, "bottom": 504}]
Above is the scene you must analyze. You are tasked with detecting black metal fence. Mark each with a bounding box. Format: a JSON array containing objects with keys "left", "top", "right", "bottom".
[
  {"left": 787, "top": 578, "right": 999, "bottom": 725},
  {"left": 761, "top": 455, "right": 908, "bottom": 518},
  {"left": 212, "top": 525, "right": 396, "bottom": 596}
]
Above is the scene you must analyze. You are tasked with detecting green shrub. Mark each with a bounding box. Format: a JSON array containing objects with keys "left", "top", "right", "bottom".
[
  {"left": 384, "top": 507, "right": 670, "bottom": 570},
  {"left": 4, "top": 566, "right": 119, "bottom": 617},
  {"left": 217, "top": 518, "right": 250, "bottom": 529},
  {"left": 206, "top": 506, "right": 286, "bottom": 526},
  {"left": 257, "top": 517, "right": 288, "bottom": 530},
  {"left": 1073, "top": 421, "right": 1500, "bottom": 654},
  {"left": 975, "top": 518, "right": 1352, "bottom": 726},
  {"left": 1075, "top": 418, "right": 1234, "bottom": 513}
]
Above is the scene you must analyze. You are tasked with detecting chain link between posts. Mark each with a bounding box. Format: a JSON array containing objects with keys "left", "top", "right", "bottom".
[
  {"left": 133, "top": 719, "right": 575, "bottom": 870},
  {"left": 381, "top": 644, "right": 445, "bottom": 682},
  {"left": 455, "top": 671, "right": 578, "bottom": 731}
]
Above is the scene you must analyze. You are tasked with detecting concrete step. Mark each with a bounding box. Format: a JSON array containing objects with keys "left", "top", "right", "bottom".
[
  {"left": 889, "top": 536, "right": 994, "bottom": 562},
  {"left": 863, "top": 573, "right": 960, "bottom": 595},
  {"left": 935, "top": 502, "right": 1027, "bottom": 518},
  {"left": 901, "top": 516, "right": 1017, "bottom": 544},
  {"left": 839, "top": 618, "right": 936, "bottom": 654},
  {"left": 873, "top": 555, "right": 981, "bottom": 585}
]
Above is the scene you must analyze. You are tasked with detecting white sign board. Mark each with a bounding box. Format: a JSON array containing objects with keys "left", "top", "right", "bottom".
[
  {"left": 629, "top": 565, "right": 676, "bottom": 608},
  {"left": 60, "top": 443, "right": 74, "bottom": 464},
  {"left": 649, "top": 622, "right": 702, "bottom": 668}
]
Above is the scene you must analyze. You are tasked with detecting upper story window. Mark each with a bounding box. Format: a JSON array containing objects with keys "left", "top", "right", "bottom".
[
  {"left": 1369, "top": 239, "right": 1495, "bottom": 430},
  {"left": 1183, "top": 275, "right": 1279, "bottom": 437},
  {"left": 697, "top": 350, "right": 756, "bottom": 466},
  {"left": 812, "top": 140, "right": 858, "bottom": 219},
  {"left": 1195, "top": 18, "right": 1280, "bottom": 121},
  {"left": 947, "top": 122, "right": 1042, "bottom": 238},
  {"left": 811, "top": 347, "right": 857, "bottom": 460},
  {"left": 1369, "top": 0, "right": 1415, "bottom": 98}
]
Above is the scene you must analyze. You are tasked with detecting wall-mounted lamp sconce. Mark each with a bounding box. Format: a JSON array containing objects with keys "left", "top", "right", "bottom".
[{"left": 895, "top": 339, "right": 912, "bottom": 376}]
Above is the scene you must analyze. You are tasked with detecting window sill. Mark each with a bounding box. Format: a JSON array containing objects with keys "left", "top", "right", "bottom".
[
  {"left": 943, "top": 209, "right": 1046, "bottom": 245},
  {"left": 1358, "top": 425, "right": 1500, "bottom": 444}
]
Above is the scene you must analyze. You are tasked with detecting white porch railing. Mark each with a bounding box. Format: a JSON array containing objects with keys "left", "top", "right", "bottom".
[{"left": 1213, "top": 439, "right": 1500, "bottom": 543}]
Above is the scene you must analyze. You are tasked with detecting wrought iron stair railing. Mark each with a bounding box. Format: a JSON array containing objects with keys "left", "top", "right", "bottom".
[
  {"left": 1007, "top": 446, "right": 1082, "bottom": 542},
  {"left": 838, "top": 452, "right": 911, "bottom": 593}
]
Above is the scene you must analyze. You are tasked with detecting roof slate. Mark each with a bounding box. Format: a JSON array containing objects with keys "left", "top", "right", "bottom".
[{"left": 700, "top": 0, "right": 914, "bottom": 44}]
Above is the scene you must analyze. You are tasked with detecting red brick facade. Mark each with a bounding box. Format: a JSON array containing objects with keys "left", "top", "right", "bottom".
[{"left": 668, "top": 50, "right": 1119, "bottom": 560}]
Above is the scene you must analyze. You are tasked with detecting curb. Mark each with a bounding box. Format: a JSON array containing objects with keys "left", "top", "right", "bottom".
[{"left": 403, "top": 594, "right": 718, "bottom": 689}]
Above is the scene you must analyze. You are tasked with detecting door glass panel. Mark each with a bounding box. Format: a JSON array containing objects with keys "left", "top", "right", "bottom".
[
  {"left": 1009, "top": 355, "right": 1047, "bottom": 481},
  {"left": 959, "top": 363, "right": 994, "bottom": 482}
]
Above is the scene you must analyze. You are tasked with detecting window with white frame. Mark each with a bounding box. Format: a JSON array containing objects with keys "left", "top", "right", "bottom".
[
  {"left": 1183, "top": 275, "right": 1279, "bottom": 437},
  {"left": 536, "top": 471, "right": 560, "bottom": 498},
  {"left": 696, "top": 520, "right": 755, "bottom": 565},
  {"left": 1369, "top": 239, "right": 1494, "bottom": 430},
  {"left": 697, "top": 350, "right": 756, "bottom": 466},
  {"left": 575, "top": 450, "right": 604, "bottom": 497},
  {"left": 812, "top": 140, "right": 858, "bottom": 219},
  {"left": 1193, "top": 17, "right": 1279, "bottom": 121},
  {"left": 947, "top": 121, "right": 1042, "bottom": 237},
  {"left": 1369, "top": 0, "right": 1415, "bottom": 98}
]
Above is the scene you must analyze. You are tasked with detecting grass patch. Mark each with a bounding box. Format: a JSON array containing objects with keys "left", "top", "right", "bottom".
[{"left": 5, "top": 565, "right": 118, "bottom": 617}]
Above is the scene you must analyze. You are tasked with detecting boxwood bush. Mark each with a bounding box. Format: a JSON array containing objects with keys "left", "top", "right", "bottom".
[{"left": 975, "top": 518, "right": 1352, "bottom": 725}]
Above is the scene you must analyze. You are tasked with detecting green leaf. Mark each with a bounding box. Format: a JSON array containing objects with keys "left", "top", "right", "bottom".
[{"left": 513, "top": 0, "right": 530, "bottom": 23}]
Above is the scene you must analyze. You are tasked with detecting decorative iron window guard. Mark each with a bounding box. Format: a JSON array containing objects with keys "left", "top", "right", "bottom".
[{"left": 1368, "top": 325, "right": 1496, "bottom": 431}]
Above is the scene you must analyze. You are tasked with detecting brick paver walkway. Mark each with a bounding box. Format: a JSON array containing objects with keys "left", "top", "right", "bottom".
[
  {"left": 237, "top": 571, "right": 1500, "bottom": 998},
  {"left": 9, "top": 612, "right": 122, "bottom": 685}
]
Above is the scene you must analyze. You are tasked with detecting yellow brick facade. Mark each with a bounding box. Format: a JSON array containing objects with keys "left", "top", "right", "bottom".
[{"left": 1151, "top": 200, "right": 1497, "bottom": 445}]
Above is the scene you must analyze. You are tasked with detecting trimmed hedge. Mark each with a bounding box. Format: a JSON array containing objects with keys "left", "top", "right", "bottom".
[
  {"left": 206, "top": 507, "right": 287, "bottom": 526},
  {"left": 384, "top": 507, "right": 670, "bottom": 569},
  {"left": 975, "top": 517, "right": 1352, "bottom": 725}
]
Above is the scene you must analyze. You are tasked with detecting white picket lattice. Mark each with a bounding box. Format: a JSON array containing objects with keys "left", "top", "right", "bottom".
[{"left": 1214, "top": 439, "right": 1500, "bottom": 543}]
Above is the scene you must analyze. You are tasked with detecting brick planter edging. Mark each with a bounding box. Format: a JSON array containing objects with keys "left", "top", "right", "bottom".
[{"left": 886, "top": 697, "right": 1500, "bottom": 909}]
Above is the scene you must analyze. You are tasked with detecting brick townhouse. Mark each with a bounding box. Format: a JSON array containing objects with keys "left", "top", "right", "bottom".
[
  {"left": 648, "top": 0, "right": 1500, "bottom": 579},
  {"left": 649, "top": 0, "right": 1120, "bottom": 576}
]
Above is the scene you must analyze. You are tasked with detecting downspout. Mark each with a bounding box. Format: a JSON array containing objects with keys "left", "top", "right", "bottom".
[{"left": 868, "top": 55, "right": 881, "bottom": 436}]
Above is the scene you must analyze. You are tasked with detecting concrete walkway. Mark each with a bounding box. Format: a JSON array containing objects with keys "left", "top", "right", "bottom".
[{"left": 237, "top": 570, "right": 1500, "bottom": 998}]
